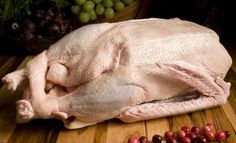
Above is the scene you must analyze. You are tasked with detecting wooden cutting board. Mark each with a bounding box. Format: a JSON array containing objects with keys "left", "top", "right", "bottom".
[{"left": 0, "top": 54, "right": 236, "bottom": 143}]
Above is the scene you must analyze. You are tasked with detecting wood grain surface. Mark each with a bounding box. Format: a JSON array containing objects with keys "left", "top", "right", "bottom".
[{"left": 0, "top": 44, "right": 236, "bottom": 143}]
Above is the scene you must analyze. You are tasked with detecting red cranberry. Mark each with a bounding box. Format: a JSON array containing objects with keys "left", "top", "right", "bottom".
[
  {"left": 181, "top": 137, "right": 191, "bottom": 143},
  {"left": 177, "top": 130, "right": 186, "bottom": 141},
  {"left": 191, "top": 126, "right": 201, "bottom": 134},
  {"left": 225, "top": 131, "right": 231, "bottom": 138},
  {"left": 128, "top": 136, "right": 139, "bottom": 143},
  {"left": 186, "top": 132, "right": 196, "bottom": 141},
  {"left": 166, "top": 138, "right": 177, "bottom": 143},
  {"left": 181, "top": 126, "right": 191, "bottom": 134},
  {"left": 164, "top": 131, "right": 174, "bottom": 139},
  {"left": 152, "top": 134, "right": 162, "bottom": 143},
  {"left": 215, "top": 130, "right": 226, "bottom": 141},
  {"left": 193, "top": 136, "right": 207, "bottom": 143},
  {"left": 202, "top": 126, "right": 212, "bottom": 133},
  {"left": 203, "top": 131, "right": 215, "bottom": 141},
  {"left": 139, "top": 136, "right": 148, "bottom": 143},
  {"left": 205, "top": 123, "right": 214, "bottom": 130}
]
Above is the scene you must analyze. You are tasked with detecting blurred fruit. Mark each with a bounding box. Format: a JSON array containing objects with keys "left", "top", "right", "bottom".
[
  {"left": 191, "top": 126, "right": 201, "bottom": 134},
  {"left": 164, "top": 131, "right": 174, "bottom": 139},
  {"left": 83, "top": 1, "right": 95, "bottom": 12},
  {"left": 181, "top": 126, "right": 191, "bottom": 134},
  {"left": 205, "top": 123, "right": 214, "bottom": 130},
  {"left": 166, "top": 138, "right": 177, "bottom": 143},
  {"left": 186, "top": 132, "right": 196, "bottom": 141},
  {"left": 122, "top": 0, "right": 133, "bottom": 5},
  {"left": 139, "top": 136, "right": 148, "bottom": 143},
  {"left": 48, "top": 23, "right": 61, "bottom": 35},
  {"left": 89, "top": 10, "right": 97, "bottom": 20},
  {"left": 79, "top": 12, "right": 90, "bottom": 23},
  {"left": 21, "top": 32, "right": 35, "bottom": 42},
  {"left": 202, "top": 126, "right": 212, "bottom": 133},
  {"left": 203, "top": 131, "right": 215, "bottom": 141},
  {"left": 225, "top": 131, "right": 231, "bottom": 138},
  {"left": 10, "top": 22, "right": 20, "bottom": 31},
  {"left": 215, "top": 130, "right": 226, "bottom": 141},
  {"left": 103, "top": 0, "right": 114, "bottom": 8},
  {"left": 114, "top": 1, "right": 125, "bottom": 11},
  {"left": 181, "top": 137, "right": 191, "bottom": 143},
  {"left": 193, "top": 136, "right": 207, "bottom": 143},
  {"left": 71, "top": 5, "right": 81, "bottom": 14},
  {"left": 177, "top": 130, "right": 186, "bottom": 141},
  {"left": 92, "top": 0, "right": 102, "bottom": 4},
  {"left": 75, "top": 0, "right": 86, "bottom": 5},
  {"left": 21, "top": 19, "right": 36, "bottom": 33},
  {"left": 95, "top": 4, "right": 105, "bottom": 15},
  {"left": 34, "top": 10, "right": 46, "bottom": 19},
  {"left": 152, "top": 134, "right": 162, "bottom": 143},
  {"left": 104, "top": 8, "right": 114, "bottom": 19},
  {"left": 128, "top": 136, "right": 139, "bottom": 143}
]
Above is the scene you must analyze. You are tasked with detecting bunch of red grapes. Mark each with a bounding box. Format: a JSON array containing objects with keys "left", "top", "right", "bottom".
[{"left": 128, "top": 123, "right": 231, "bottom": 143}]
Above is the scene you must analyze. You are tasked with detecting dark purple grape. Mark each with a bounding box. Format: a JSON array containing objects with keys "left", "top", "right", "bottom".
[
  {"left": 45, "top": 15, "right": 51, "bottom": 21},
  {"left": 152, "top": 134, "right": 162, "bottom": 143},
  {"left": 139, "top": 136, "right": 148, "bottom": 143},
  {"left": 34, "top": 10, "right": 46, "bottom": 19},
  {"left": 10, "top": 22, "right": 20, "bottom": 31},
  {"left": 21, "top": 19, "right": 36, "bottom": 33},
  {"left": 48, "top": 23, "right": 61, "bottom": 35},
  {"left": 36, "top": 19, "right": 48, "bottom": 31},
  {"left": 21, "top": 32, "right": 35, "bottom": 42},
  {"left": 47, "top": 10, "right": 54, "bottom": 18}
]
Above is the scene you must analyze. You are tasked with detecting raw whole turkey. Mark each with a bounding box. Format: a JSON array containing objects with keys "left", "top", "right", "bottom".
[{"left": 2, "top": 18, "right": 232, "bottom": 129}]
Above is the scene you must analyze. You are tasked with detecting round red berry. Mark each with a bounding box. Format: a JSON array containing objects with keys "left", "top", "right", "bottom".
[
  {"left": 215, "top": 130, "right": 226, "bottom": 141},
  {"left": 164, "top": 131, "right": 174, "bottom": 139},
  {"left": 205, "top": 123, "right": 214, "bottom": 130},
  {"left": 181, "top": 126, "right": 191, "bottom": 134},
  {"left": 225, "top": 131, "right": 231, "bottom": 138},
  {"left": 181, "top": 137, "right": 191, "bottom": 143},
  {"left": 139, "top": 136, "right": 148, "bottom": 143},
  {"left": 166, "top": 138, "right": 178, "bottom": 143},
  {"left": 177, "top": 130, "right": 186, "bottom": 140},
  {"left": 191, "top": 126, "right": 201, "bottom": 134},
  {"left": 128, "top": 136, "right": 139, "bottom": 143},
  {"left": 193, "top": 136, "right": 207, "bottom": 143},
  {"left": 186, "top": 132, "right": 196, "bottom": 141},
  {"left": 203, "top": 131, "right": 215, "bottom": 141},
  {"left": 202, "top": 126, "right": 212, "bottom": 133}
]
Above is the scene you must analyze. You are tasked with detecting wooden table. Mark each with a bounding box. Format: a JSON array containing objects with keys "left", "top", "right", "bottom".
[{"left": 0, "top": 44, "right": 236, "bottom": 143}]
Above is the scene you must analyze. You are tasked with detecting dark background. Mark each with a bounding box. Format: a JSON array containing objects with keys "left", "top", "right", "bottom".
[
  {"left": 146, "top": 0, "right": 235, "bottom": 41},
  {"left": 0, "top": 0, "right": 235, "bottom": 55}
]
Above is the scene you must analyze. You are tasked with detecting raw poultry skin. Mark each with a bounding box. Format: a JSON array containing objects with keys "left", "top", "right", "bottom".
[{"left": 2, "top": 18, "right": 232, "bottom": 129}]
